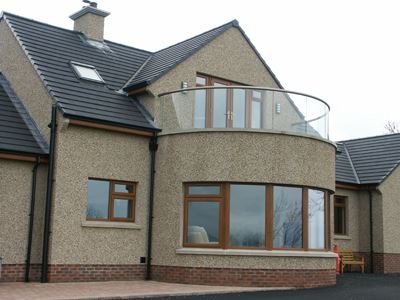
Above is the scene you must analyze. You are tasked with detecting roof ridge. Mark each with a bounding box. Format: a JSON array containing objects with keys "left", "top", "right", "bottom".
[
  {"left": 104, "top": 39, "right": 152, "bottom": 54},
  {"left": 153, "top": 19, "right": 237, "bottom": 54},
  {"left": 342, "top": 142, "right": 361, "bottom": 184},
  {"left": 338, "top": 132, "right": 400, "bottom": 143},
  {"left": 2, "top": 11, "right": 154, "bottom": 54},
  {"left": 123, "top": 20, "right": 237, "bottom": 91},
  {"left": 0, "top": 72, "right": 49, "bottom": 154},
  {"left": 2, "top": 11, "right": 75, "bottom": 34}
]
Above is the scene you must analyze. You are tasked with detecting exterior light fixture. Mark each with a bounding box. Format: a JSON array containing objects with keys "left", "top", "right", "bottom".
[
  {"left": 181, "top": 81, "right": 188, "bottom": 89},
  {"left": 275, "top": 103, "right": 281, "bottom": 114}
]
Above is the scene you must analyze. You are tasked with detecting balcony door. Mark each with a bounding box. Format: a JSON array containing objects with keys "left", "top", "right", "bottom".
[{"left": 195, "top": 74, "right": 260, "bottom": 129}]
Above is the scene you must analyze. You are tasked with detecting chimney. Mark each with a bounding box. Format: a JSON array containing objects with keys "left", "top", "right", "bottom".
[{"left": 69, "top": 2, "right": 110, "bottom": 41}]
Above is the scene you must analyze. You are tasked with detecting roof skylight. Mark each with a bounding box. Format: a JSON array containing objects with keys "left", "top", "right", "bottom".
[{"left": 71, "top": 62, "right": 104, "bottom": 82}]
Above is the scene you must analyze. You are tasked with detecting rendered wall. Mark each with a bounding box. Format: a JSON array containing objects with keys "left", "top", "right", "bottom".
[
  {"left": 0, "top": 20, "right": 52, "bottom": 140},
  {"left": 48, "top": 119, "right": 150, "bottom": 269},
  {"left": 0, "top": 159, "right": 46, "bottom": 281},
  {"left": 151, "top": 132, "right": 336, "bottom": 273},
  {"left": 140, "top": 27, "right": 284, "bottom": 125},
  {"left": 379, "top": 166, "right": 400, "bottom": 254}
]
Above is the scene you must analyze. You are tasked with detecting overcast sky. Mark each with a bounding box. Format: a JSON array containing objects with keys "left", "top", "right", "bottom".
[{"left": 1, "top": 0, "right": 399, "bottom": 141}]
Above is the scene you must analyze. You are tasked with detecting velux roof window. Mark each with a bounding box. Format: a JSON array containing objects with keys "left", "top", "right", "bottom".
[{"left": 71, "top": 61, "right": 104, "bottom": 83}]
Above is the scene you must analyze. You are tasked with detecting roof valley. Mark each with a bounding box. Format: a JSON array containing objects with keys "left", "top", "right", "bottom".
[{"left": 122, "top": 54, "right": 153, "bottom": 90}]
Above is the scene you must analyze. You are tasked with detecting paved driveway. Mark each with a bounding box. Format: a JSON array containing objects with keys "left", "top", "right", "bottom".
[{"left": 146, "top": 274, "right": 400, "bottom": 300}]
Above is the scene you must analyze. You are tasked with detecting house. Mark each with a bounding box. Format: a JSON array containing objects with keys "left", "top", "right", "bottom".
[
  {"left": 334, "top": 133, "right": 400, "bottom": 274},
  {"left": 2, "top": 2, "right": 387, "bottom": 288}
]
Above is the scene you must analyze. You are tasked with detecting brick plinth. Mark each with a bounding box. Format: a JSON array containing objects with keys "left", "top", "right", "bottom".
[
  {"left": 0, "top": 264, "right": 41, "bottom": 282},
  {"left": 48, "top": 264, "right": 145, "bottom": 282},
  {"left": 373, "top": 253, "right": 400, "bottom": 274},
  {"left": 151, "top": 265, "right": 336, "bottom": 288}
]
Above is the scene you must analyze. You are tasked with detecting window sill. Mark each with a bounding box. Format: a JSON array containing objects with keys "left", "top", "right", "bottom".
[
  {"left": 334, "top": 235, "right": 352, "bottom": 240},
  {"left": 176, "top": 248, "right": 337, "bottom": 258},
  {"left": 81, "top": 220, "right": 142, "bottom": 230}
]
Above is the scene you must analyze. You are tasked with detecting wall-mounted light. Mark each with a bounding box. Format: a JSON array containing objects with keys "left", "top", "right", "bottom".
[
  {"left": 181, "top": 81, "right": 188, "bottom": 89},
  {"left": 275, "top": 103, "right": 281, "bottom": 114}
]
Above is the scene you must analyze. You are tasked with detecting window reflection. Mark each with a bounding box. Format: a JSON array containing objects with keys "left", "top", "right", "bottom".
[
  {"left": 187, "top": 202, "right": 220, "bottom": 244},
  {"left": 308, "top": 189, "right": 325, "bottom": 249},
  {"left": 233, "top": 89, "right": 246, "bottom": 128},
  {"left": 113, "top": 198, "right": 132, "bottom": 218},
  {"left": 213, "top": 83, "right": 227, "bottom": 128},
  {"left": 273, "top": 186, "right": 303, "bottom": 248},
  {"left": 229, "top": 185, "right": 265, "bottom": 247},
  {"left": 87, "top": 180, "right": 109, "bottom": 219},
  {"left": 194, "top": 90, "right": 206, "bottom": 128}
]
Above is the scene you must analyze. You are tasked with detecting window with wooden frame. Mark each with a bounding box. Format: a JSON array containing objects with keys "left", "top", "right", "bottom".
[
  {"left": 183, "top": 183, "right": 329, "bottom": 251},
  {"left": 334, "top": 196, "right": 347, "bottom": 235},
  {"left": 194, "top": 74, "right": 263, "bottom": 129},
  {"left": 86, "top": 179, "right": 136, "bottom": 222}
]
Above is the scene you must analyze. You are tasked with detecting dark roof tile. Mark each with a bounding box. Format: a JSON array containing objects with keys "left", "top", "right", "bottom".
[
  {"left": 3, "top": 12, "right": 159, "bottom": 132},
  {"left": 336, "top": 134, "right": 400, "bottom": 185},
  {"left": 0, "top": 72, "right": 48, "bottom": 155}
]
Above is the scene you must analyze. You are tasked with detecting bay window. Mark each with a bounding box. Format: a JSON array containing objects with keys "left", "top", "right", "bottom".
[{"left": 183, "top": 183, "right": 329, "bottom": 250}]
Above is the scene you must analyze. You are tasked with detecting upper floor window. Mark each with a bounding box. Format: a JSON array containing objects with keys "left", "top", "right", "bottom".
[
  {"left": 334, "top": 196, "right": 347, "bottom": 235},
  {"left": 71, "top": 61, "right": 104, "bottom": 82},
  {"left": 183, "top": 183, "right": 329, "bottom": 250},
  {"left": 194, "top": 74, "right": 263, "bottom": 129},
  {"left": 86, "top": 179, "right": 135, "bottom": 222}
]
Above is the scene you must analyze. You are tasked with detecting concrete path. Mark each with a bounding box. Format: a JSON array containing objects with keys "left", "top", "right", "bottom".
[{"left": 0, "top": 280, "right": 292, "bottom": 300}]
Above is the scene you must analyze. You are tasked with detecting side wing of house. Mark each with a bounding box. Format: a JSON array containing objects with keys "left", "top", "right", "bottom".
[{"left": 377, "top": 165, "right": 400, "bottom": 273}]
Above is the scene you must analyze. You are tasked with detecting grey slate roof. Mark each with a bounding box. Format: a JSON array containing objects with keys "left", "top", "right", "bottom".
[
  {"left": 124, "top": 20, "right": 284, "bottom": 91},
  {"left": 1, "top": 13, "right": 283, "bottom": 132},
  {"left": 336, "top": 134, "right": 400, "bottom": 185},
  {"left": 0, "top": 72, "right": 48, "bottom": 155},
  {"left": 2, "top": 12, "right": 159, "bottom": 132}
]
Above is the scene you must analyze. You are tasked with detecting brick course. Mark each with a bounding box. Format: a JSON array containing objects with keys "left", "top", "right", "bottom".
[
  {"left": 0, "top": 264, "right": 41, "bottom": 282},
  {"left": 374, "top": 253, "right": 400, "bottom": 274},
  {"left": 48, "top": 264, "right": 145, "bottom": 282},
  {"left": 151, "top": 265, "right": 336, "bottom": 288}
]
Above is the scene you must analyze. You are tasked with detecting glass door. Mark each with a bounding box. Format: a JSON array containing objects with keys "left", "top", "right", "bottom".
[{"left": 212, "top": 81, "right": 228, "bottom": 128}]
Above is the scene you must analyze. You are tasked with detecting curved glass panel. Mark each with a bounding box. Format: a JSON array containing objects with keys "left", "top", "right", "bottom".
[{"left": 159, "top": 87, "right": 329, "bottom": 139}]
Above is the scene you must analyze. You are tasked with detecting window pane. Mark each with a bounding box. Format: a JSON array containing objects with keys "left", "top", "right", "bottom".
[
  {"left": 187, "top": 202, "right": 220, "bottom": 244},
  {"left": 213, "top": 84, "right": 227, "bottom": 128},
  {"left": 87, "top": 180, "right": 109, "bottom": 219},
  {"left": 194, "top": 90, "right": 206, "bottom": 128},
  {"left": 233, "top": 89, "right": 246, "bottom": 128},
  {"left": 229, "top": 185, "right": 265, "bottom": 247},
  {"left": 196, "top": 76, "right": 206, "bottom": 85},
  {"left": 335, "top": 206, "right": 346, "bottom": 234},
  {"left": 251, "top": 101, "right": 261, "bottom": 129},
  {"left": 73, "top": 64, "right": 103, "bottom": 82},
  {"left": 273, "top": 186, "right": 303, "bottom": 248},
  {"left": 113, "top": 199, "right": 132, "bottom": 219},
  {"left": 114, "top": 183, "right": 134, "bottom": 193},
  {"left": 308, "top": 189, "right": 325, "bottom": 249},
  {"left": 188, "top": 185, "right": 220, "bottom": 195}
]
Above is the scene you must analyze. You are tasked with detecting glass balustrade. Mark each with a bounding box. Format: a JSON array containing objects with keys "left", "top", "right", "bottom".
[{"left": 158, "top": 87, "right": 330, "bottom": 140}]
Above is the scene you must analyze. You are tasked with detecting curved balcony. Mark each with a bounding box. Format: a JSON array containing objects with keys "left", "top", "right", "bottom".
[{"left": 158, "top": 86, "right": 330, "bottom": 140}]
